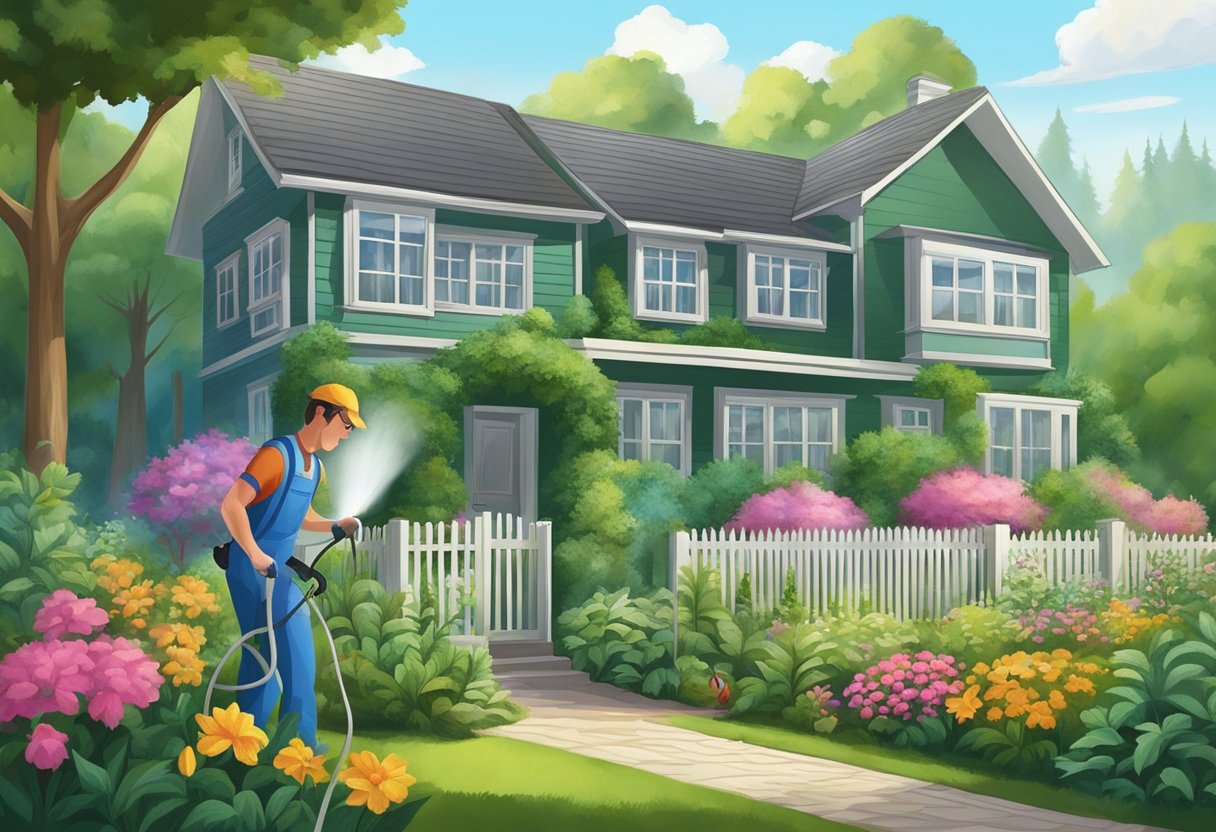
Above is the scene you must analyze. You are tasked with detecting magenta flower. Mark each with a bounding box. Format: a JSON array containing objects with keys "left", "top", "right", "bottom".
[
  {"left": 86, "top": 636, "right": 163, "bottom": 728},
  {"left": 34, "top": 590, "right": 110, "bottom": 641},
  {"left": 725, "top": 481, "right": 869, "bottom": 533},
  {"left": 842, "top": 651, "right": 966, "bottom": 723},
  {"left": 0, "top": 640, "right": 93, "bottom": 721},
  {"left": 899, "top": 468, "right": 1047, "bottom": 533},
  {"left": 25, "top": 723, "right": 69, "bottom": 771}
]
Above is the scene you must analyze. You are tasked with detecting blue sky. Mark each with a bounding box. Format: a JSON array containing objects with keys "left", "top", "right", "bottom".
[{"left": 97, "top": 1, "right": 1216, "bottom": 206}]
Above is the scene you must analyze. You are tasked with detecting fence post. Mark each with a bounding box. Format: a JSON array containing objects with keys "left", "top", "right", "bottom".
[
  {"left": 670, "top": 530, "right": 691, "bottom": 659},
  {"left": 475, "top": 511, "right": 492, "bottom": 638},
  {"left": 983, "top": 523, "right": 1010, "bottom": 602},
  {"left": 386, "top": 519, "right": 406, "bottom": 593},
  {"left": 1096, "top": 518, "right": 1126, "bottom": 594},
  {"left": 536, "top": 521, "right": 553, "bottom": 643}
]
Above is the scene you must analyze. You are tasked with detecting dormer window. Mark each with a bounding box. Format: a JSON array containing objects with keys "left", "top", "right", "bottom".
[
  {"left": 741, "top": 245, "right": 827, "bottom": 330},
  {"left": 629, "top": 234, "right": 708, "bottom": 324},
  {"left": 227, "top": 128, "right": 242, "bottom": 194}
]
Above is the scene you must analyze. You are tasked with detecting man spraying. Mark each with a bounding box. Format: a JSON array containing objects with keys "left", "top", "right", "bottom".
[{"left": 219, "top": 383, "right": 363, "bottom": 747}]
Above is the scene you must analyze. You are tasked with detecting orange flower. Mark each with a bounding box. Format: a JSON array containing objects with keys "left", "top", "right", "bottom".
[
  {"left": 196, "top": 703, "right": 268, "bottom": 765},
  {"left": 1048, "top": 689, "right": 1068, "bottom": 711},
  {"left": 274, "top": 738, "right": 331, "bottom": 785},
  {"left": 177, "top": 745, "right": 197, "bottom": 777},
  {"left": 986, "top": 706, "right": 1004, "bottom": 722},
  {"left": 171, "top": 576, "right": 221, "bottom": 619},
  {"left": 338, "top": 751, "right": 416, "bottom": 814},
  {"left": 946, "top": 684, "right": 982, "bottom": 722},
  {"left": 1064, "top": 674, "right": 1095, "bottom": 695},
  {"left": 1025, "top": 701, "right": 1055, "bottom": 729}
]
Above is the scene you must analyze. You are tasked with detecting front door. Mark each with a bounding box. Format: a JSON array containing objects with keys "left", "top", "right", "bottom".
[{"left": 465, "top": 406, "right": 538, "bottom": 524}]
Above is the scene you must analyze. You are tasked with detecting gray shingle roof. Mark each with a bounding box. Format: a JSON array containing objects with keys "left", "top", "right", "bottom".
[
  {"left": 522, "top": 115, "right": 832, "bottom": 239},
  {"left": 794, "top": 87, "right": 990, "bottom": 217},
  {"left": 220, "top": 57, "right": 597, "bottom": 213}
]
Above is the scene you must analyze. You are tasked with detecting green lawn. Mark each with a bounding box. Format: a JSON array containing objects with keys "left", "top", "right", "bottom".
[
  {"left": 319, "top": 729, "right": 861, "bottom": 832},
  {"left": 666, "top": 715, "right": 1211, "bottom": 832}
]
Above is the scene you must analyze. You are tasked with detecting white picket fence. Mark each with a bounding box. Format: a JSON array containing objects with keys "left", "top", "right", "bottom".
[
  {"left": 360, "top": 512, "right": 552, "bottom": 642},
  {"left": 671, "top": 518, "right": 1216, "bottom": 624}
]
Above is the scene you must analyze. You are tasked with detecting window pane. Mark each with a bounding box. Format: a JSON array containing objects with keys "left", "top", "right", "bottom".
[
  {"left": 790, "top": 293, "right": 809, "bottom": 319},
  {"left": 789, "top": 263, "right": 809, "bottom": 289},
  {"left": 806, "top": 408, "right": 832, "bottom": 442},
  {"left": 649, "top": 402, "right": 669, "bottom": 441},
  {"left": 932, "top": 290, "right": 954, "bottom": 321},
  {"left": 917, "top": 410, "right": 929, "bottom": 427},
  {"left": 1023, "top": 409, "right": 1051, "bottom": 447},
  {"left": 621, "top": 399, "right": 643, "bottom": 441},
  {"left": 676, "top": 285, "right": 696, "bottom": 314},
  {"left": 655, "top": 443, "right": 682, "bottom": 469},
  {"left": 505, "top": 286, "right": 522, "bottom": 309},
  {"left": 621, "top": 441, "right": 642, "bottom": 461},
  {"left": 656, "top": 402, "right": 681, "bottom": 441},
  {"left": 675, "top": 256, "right": 695, "bottom": 285},
  {"left": 931, "top": 258, "right": 953, "bottom": 287},
  {"left": 661, "top": 256, "right": 673, "bottom": 284},
  {"left": 774, "top": 444, "right": 802, "bottom": 468},
  {"left": 1062, "top": 414, "right": 1071, "bottom": 468},
  {"left": 506, "top": 245, "right": 524, "bottom": 264},
  {"left": 398, "top": 216, "right": 425, "bottom": 245},
  {"left": 744, "top": 407, "right": 764, "bottom": 443},
  {"left": 400, "top": 276, "right": 424, "bottom": 306},
  {"left": 1022, "top": 449, "right": 1051, "bottom": 482},
  {"left": 1017, "top": 298, "right": 1036, "bottom": 329},
  {"left": 770, "top": 260, "right": 785, "bottom": 289},
  {"left": 450, "top": 243, "right": 471, "bottom": 273},
  {"left": 728, "top": 406, "right": 743, "bottom": 443},
  {"left": 767, "top": 288, "right": 783, "bottom": 316},
  {"left": 757, "top": 288, "right": 770, "bottom": 315},
  {"left": 643, "top": 252, "right": 660, "bottom": 281},
  {"left": 993, "top": 447, "right": 1014, "bottom": 478},
  {"left": 1017, "top": 266, "right": 1037, "bottom": 297},
  {"left": 958, "top": 259, "right": 984, "bottom": 292},
  {"left": 399, "top": 245, "right": 422, "bottom": 277},
  {"left": 994, "top": 295, "right": 1012, "bottom": 326},
  {"left": 806, "top": 445, "right": 830, "bottom": 472},
  {"left": 991, "top": 407, "right": 1015, "bottom": 447},
  {"left": 994, "top": 262, "right": 1013, "bottom": 294},
  {"left": 744, "top": 445, "right": 764, "bottom": 465},
  {"left": 360, "top": 211, "right": 394, "bottom": 240},
  {"left": 772, "top": 407, "right": 798, "bottom": 442},
  {"left": 899, "top": 408, "right": 916, "bottom": 427},
  {"left": 505, "top": 263, "right": 524, "bottom": 287},
  {"left": 360, "top": 240, "right": 393, "bottom": 273},
  {"left": 958, "top": 292, "right": 982, "bottom": 324},
  {"left": 756, "top": 260, "right": 770, "bottom": 287},
  {"left": 434, "top": 278, "right": 448, "bottom": 302}
]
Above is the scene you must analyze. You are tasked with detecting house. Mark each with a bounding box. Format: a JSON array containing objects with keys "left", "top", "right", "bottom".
[{"left": 167, "top": 60, "right": 1107, "bottom": 524}]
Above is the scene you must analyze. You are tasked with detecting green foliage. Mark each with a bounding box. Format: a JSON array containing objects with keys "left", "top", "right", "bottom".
[
  {"left": 675, "top": 566, "right": 733, "bottom": 657},
  {"left": 775, "top": 567, "right": 809, "bottom": 625},
  {"left": 734, "top": 572, "right": 754, "bottom": 619},
  {"left": 958, "top": 721, "right": 1058, "bottom": 773},
  {"left": 808, "top": 613, "right": 919, "bottom": 690},
  {"left": 520, "top": 52, "right": 715, "bottom": 143},
  {"left": 916, "top": 604, "right": 1020, "bottom": 660},
  {"left": 731, "top": 624, "right": 836, "bottom": 716},
  {"left": 556, "top": 587, "right": 680, "bottom": 698},
  {"left": 678, "top": 316, "right": 775, "bottom": 350},
  {"left": 315, "top": 577, "right": 524, "bottom": 736},
  {"left": 0, "top": 455, "right": 95, "bottom": 650},
  {"left": 389, "top": 455, "right": 468, "bottom": 524},
  {"left": 1030, "top": 464, "right": 1121, "bottom": 533},
  {"left": 615, "top": 460, "right": 687, "bottom": 587},
  {"left": 868, "top": 715, "right": 950, "bottom": 749},
  {"left": 1055, "top": 615, "right": 1216, "bottom": 805},
  {"left": 830, "top": 426, "right": 965, "bottom": 527},
  {"left": 679, "top": 456, "right": 765, "bottom": 530},
  {"left": 911, "top": 363, "right": 992, "bottom": 429},
  {"left": 557, "top": 294, "right": 598, "bottom": 339},
  {"left": 763, "top": 461, "right": 826, "bottom": 493},
  {"left": 1028, "top": 371, "right": 1140, "bottom": 468}
]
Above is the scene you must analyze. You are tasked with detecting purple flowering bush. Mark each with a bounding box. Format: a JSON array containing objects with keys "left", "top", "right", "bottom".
[
  {"left": 128, "top": 429, "right": 257, "bottom": 567},
  {"left": 725, "top": 481, "right": 869, "bottom": 534},
  {"left": 1014, "top": 605, "right": 1110, "bottom": 651},
  {"left": 899, "top": 468, "right": 1047, "bottom": 533}
]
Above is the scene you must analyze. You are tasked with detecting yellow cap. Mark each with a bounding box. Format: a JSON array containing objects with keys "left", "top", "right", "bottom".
[{"left": 307, "top": 383, "right": 366, "bottom": 429}]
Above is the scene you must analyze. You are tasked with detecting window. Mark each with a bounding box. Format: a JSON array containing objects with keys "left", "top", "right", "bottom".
[
  {"left": 247, "top": 380, "right": 273, "bottom": 445},
  {"left": 912, "top": 238, "right": 1048, "bottom": 337},
  {"left": 977, "top": 393, "right": 1078, "bottom": 481},
  {"left": 878, "top": 395, "right": 942, "bottom": 435},
  {"left": 227, "top": 128, "right": 242, "bottom": 194},
  {"left": 435, "top": 227, "right": 533, "bottom": 313},
  {"left": 715, "top": 388, "right": 850, "bottom": 476},
  {"left": 617, "top": 384, "right": 691, "bottom": 475},
  {"left": 743, "top": 247, "right": 826, "bottom": 328},
  {"left": 352, "top": 206, "right": 428, "bottom": 310},
  {"left": 896, "top": 406, "right": 932, "bottom": 433},
  {"left": 245, "top": 219, "right": 289, "bottom": 338},
  {"left": 631, "top": 235, "right": 707, "bottom": 324},
  {"left": 215, "top": 253, "right": 240, "bottom": 329}
]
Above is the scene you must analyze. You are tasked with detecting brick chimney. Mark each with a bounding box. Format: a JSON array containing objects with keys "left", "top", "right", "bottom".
[{"left": 906, "top": 76, "right": 952, "bottom": 107}]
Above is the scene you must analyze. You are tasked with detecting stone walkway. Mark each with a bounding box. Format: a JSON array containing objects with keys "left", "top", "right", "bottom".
[{"left": 486, "top": 656, "right": 1175, "bottom": 832}]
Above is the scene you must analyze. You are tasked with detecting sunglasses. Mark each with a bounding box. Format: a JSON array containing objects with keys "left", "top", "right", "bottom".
[{"left": 336, "top": 411, "right": 354, "bottom": 430}]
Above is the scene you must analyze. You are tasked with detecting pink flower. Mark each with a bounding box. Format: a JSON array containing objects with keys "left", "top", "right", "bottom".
[
  {"left": 0, "top": 640, "right": 93, "bottom": 721},
  {"left": 725, "top": 481, "right": 869, "bottom": 533},
  {"left": 859, "top": 707, "right": 874, "bottom": 719},
  {"left": 86, "top": 636, "right": 163, "bottom": 728},
  {"left": 898, "top": 468, "right": 1048, "bottom": 533},
  {"left": 33, "top": 590, "right": 109, "bottom": 641},
  {"left": 25, "top": 723, "right": 69, "bottom": 771}
]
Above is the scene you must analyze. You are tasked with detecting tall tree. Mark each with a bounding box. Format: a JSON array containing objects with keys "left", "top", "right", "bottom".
[
  {"left": 1074, "top": 158, "right": 1100, "bottom": 226},
  {"left": 1104, "top": 150, "right": 1141, "bottom": 231},
  {"left": 0, "top": 1, "right": 406, "bottom": 474},
  {"left": 1037, "top": 109, "right": 1080, "bottom": 201}
]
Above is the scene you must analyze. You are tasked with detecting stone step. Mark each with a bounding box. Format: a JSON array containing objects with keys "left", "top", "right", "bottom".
[
  {"left": 487, "top": 640, "right": 555, "bottom": 659},
  {"left": 491, "top": 654, "right": 574, "bottom": 672},
  {"left": 494, "top": 668, "right": 591, "bottom": 685}
]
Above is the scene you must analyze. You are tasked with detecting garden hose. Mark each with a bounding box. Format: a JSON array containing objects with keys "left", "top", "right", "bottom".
[{"left": 202, "top": 525, "right": 360, "bottom": 832}]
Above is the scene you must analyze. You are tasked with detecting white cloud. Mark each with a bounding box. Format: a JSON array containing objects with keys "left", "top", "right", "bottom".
[
  {"left": 309, "top": 37, "right": 425, "bottom": 80},
  {"left": 1074, "top": 95, "right": 1182, "bottom": 113},
  {"left": 763, "top": 40, "right": 841, "bottom": 83},
  {"left": 1009, "top": 0, "right": 1216, "bottom": 86},
  {"left": 607, "top": 4, "right": 744, "bottom": 122}
]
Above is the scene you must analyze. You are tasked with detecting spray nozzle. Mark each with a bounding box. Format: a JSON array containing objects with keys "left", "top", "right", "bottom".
[{"left": 331, "top": 518, "right": 363, "bottom": 541}]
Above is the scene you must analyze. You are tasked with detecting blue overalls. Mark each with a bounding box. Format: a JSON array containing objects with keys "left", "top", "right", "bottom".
[{"left": 227, "top": 435, "right": 320, "bottom": 747}]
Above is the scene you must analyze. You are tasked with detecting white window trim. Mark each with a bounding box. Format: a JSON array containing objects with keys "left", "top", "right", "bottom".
[
  {"left": 246, "top": 375, "right": 276, "bottom": 446},
  {"left": 629, "top": 232, "right": 709, "bottom": 325},
  {"left": 227, "top": 128, "right": 243, "bottom": 195},
  {"left": 616, "top": 382, "right": 692, "bottom": 476},
  {"left": 215, "top": 252, "right": 241, "bottom": 330},
  {"left": 976, "top": 392, "right": 1079, "bottom": 481},
  {"left": 713, "top": 386, "right": 853, "bottom": 477},
  {"left": 433, "top": 225, "right": 535, "bottom": 316},
  {"left": 344, "top": 197, "right": 436, "bottom": 317},
  {"left": 739, "top": 243, "right": 827, "bottom": 331},
  {"left": 244, "top": 218, "right": 290, "bottom": 339},
  {"left": 906, "top": 237, "right": 1050, "bottom": 340},
  {"left": 878, "top": 395, "right": 943, "bottom": 435}
]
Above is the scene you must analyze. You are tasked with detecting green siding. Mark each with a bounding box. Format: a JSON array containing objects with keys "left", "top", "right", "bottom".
[
  {"left": 921, "top": 332, "right": 1049, "bottom": 359},
  {"left": 863, "top": 124, "right": 1071, "bottom": 383},
  {"left": 201, "top": 351, "right": 283, "bottom": 439}
]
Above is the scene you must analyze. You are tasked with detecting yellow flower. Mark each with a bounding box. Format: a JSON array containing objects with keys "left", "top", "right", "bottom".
[
  {"left": 985, "top": 706, "right": 1004, "bottom": 722},
  {"left": 1048, "top": 689, "right": 1068, "bottom": 711},
  {"left": 1025, "top": 701, "right": 1055, "bottom": 729},
  {"left": 274, "top": 738, "right": 331, "bottom": 785},
  {"left": 164, "top": 646, "right": 206, "bottom": 687},
  {"left": 338, "top": 751, "right": 416, "bottom": 814},
  {"left": 946, "top": 684, "right": 982, "bottom": 722},
  {"left": 113, "top": 580, "right": 157, "bottom": 620},
  {"left": 177, "top": 745, "right": 197, "bottom": 777},
  {"left": 195, "top": 702, "right": 268, "bottom": 765},
  {"left": 172, "top": 576, "right": 221, "bottom": 619},
  {"left": 1064, "top": 674, "right": 1095, "bottom": 695}
]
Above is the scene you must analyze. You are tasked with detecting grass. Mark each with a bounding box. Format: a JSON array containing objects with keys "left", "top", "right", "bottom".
[
  {"left": 666, "top": 715, "right": 1213, "bottom": 832},
  {"left": 318, "top": 729, "right": 862, "bottom": 832}
]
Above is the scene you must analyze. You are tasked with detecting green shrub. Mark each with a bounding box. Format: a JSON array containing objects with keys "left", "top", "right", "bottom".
[
  {"left": 314, "top": 577, "right": 523, "bottom": 736},
  {"left": 730, "top": 623, "right": 836, "bottom": 716},
  {"left": 678, "top": 316, "right": 774, "bottom": 351},
  {"left": 763, "top": 461, "right": 826, "bottom": 493},
  {"left": 615, "top": 460, "right": 686, "bottom": 587},
  {"left": 680, "top": 457, "right": 765, "bottom": 530},
  {"left": 912, "top": 363, "right": 992, "bottom": 428},
  {"left": 556, "top": 587, "right": 679, "bottom": 698},
  {"left": 830, "top": 427, "right": 963, "bottom": 527},
  {"left": 1030, "top": 463, "right": 1120, "bottom": 532},
  {"left": 915, "top": 604, "right": 1020, "bottom": 660},
  {"left": 557, "top": 294, "right": 598, "bottom": 338},
  {"left": 1028, "top": 370, "right": 1140, "bottom": 468}
]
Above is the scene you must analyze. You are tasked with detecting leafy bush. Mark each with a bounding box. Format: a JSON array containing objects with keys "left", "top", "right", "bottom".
[
  {"left": 678, "top": 316, "right": 775, "bottom": 350},
  {"left": 615, "top": 459, "right": 687, "bottom": 588},
  {"left": 128, "top": 430, "right": 257, "bottom": 567},
  {"left": 830, "top": 427, "right": 965, "bottom": 527},
  {"left": 915, "top": 605, "right": 1020, "bottom": 661},
  {"left": 785, "top": 685, "right": 841, "bottom": 734},
  {"left": 557, "top": 294, "right": 598, "bottom": 338},
  {"left": 556, "top": 587, "right": 679, "bottom": 698},
  {"left": 911, "top": 363, "right": 991, "bottom": 428},
  {"left": 1055, "top": 617, "right": 1216, "bottom": 805},
  {"left": 0, "top": 456, "right": 95, "bottom": 651},
  {"left": 763, "top": 460, "right": 826, "bottom": 493},
  {"left": 1032, "top": 460, "right": 1208, "bottom": 535},
  {"left": 899, "top": 468, "right": 1048, "bottom": 533},
  {"left": 1028, "top": 370, "right": 1140, "bottom": 469},
  {"left": 679, "top": 457, "right": 765, "bottom": 530},
  {"left": 725, "top": 481, "right": 868, "bottom": 533},
  {"left": 314, "top": 577, "right": 523, "bottom": 736}
]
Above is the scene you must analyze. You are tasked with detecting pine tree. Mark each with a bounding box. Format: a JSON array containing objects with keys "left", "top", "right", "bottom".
[
  {"left": 1074, "top": 157, "right": 1101, "bottom": 225},
  {"left": 1037, "top": 109, "right": 1080, "bottom": 200},
  {"left": 1168, "top": 122, "right": 1204, "bottom": 217},
  {"left": 1200, "top": 140, "right": 1216, "bottom": 219},
  {"left": 1104, "top": 150, "right": 1141, "bottom": 231}
]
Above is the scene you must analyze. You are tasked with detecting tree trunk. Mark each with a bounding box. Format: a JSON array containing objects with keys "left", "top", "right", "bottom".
[
  {"left": 108, "top": 358, "right": 148, "bottom": 511},
  {"left": 23, "top": 105, "right": 68, "bottom": 475},
  {"left": 172, "top": 370, "right": 184, "bottom": 445}
]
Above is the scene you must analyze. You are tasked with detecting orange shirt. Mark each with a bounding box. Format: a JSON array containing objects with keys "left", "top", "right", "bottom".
[{"left": 240, "top": 439, "right": 325, "bottom": 505}]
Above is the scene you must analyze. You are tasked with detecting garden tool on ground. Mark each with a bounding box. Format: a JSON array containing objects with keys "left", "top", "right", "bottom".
[{"left": 205, "top": 519, "right": 362, "bottom": 832}]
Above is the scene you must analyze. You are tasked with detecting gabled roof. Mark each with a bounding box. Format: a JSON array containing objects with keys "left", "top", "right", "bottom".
[
  {"left": 794, "top": 87, "right": 990, "bottom": 218},
  {"left": 522, "top": 115, "right": 831, "bottom": 241}
]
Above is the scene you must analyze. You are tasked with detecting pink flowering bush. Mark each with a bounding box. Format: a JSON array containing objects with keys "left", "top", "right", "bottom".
[
  {"left": 899, "top": 468, "right": 1047, "bottom": 533},
  {"left": 24, "top": 723, "right": 69, "bottom": 771},
  {"left": 725, "top": 481, "right": 869, "bottom": 534},
  {"left": 33, "top": 589, "right": 109, "bottom": 640},
  {"left": 1014, "top": 605, "right": 1110, "bottom": 651},
  {"left": 128, "top": 429, "right": 257, "bottom": 567},
  {"left": 1085, "top": 463, "right": 1208, "bottom": 535},
  {"left": 842, "top": 651, "right": 965, "bottom": 725}
]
